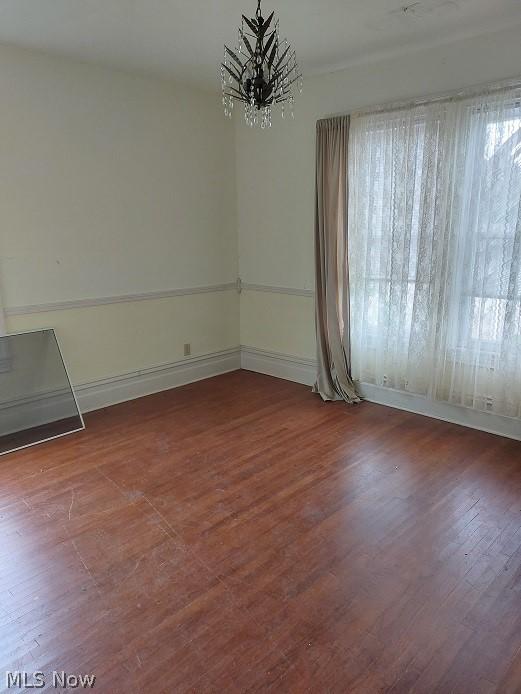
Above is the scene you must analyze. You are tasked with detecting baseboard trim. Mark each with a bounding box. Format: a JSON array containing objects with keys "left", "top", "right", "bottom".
[
  {"left": 358, "top": 383, "right": 521, "bottom": 442},
  {"left": 240, "top": 346, "right": 316, "bottom": 386},
  {"left": 58, "top": 344, "right": 519, "bottom": 441},
  {"left": 240, "top": 346, "right": 521, "bottom": 441},
  {"left": 76, "top": 348, "right": 241, "bottom": 413}
]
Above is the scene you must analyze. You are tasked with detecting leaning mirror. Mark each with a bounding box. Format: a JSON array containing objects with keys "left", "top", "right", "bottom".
[{"left": 0, "top": 329, "right": 84, "bottom": 456}]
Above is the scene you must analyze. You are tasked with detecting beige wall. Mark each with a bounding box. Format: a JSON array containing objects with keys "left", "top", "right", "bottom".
[
  {"left": 240, "top": 291, "right": 314, "bottom": 360},
  {"left": 8, "top": 292, "right": 239, "bottom": 386},
  {"left": 0, "top": 44, "right": 238, "bottom": 384},
  {"left": 236, "top": 25, "right": 521, "bottom": 360},
  {"left": 2, "top": 27, "right": 521, "bottom": 392}
]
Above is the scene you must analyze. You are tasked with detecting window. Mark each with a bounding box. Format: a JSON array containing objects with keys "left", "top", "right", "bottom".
[
  {"left": 348, "top": 87, "right": 521, "bottom": 418},
  {"left": 454, "top": 111, "right": 521, "bottom": 355}
]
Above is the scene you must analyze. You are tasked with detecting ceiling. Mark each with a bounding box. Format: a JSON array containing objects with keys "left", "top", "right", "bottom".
[{"left": 0, "top": 0, "right": 519, "bottom": 90}]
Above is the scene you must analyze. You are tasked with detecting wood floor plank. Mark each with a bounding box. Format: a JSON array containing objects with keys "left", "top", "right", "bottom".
[{"left": 0, "top": 370, "right": 520, "bottom": 693}]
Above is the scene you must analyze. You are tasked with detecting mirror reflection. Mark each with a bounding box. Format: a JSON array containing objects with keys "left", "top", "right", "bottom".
[{"left": 0, "top": 330, "right": 84, "bottom": 456}]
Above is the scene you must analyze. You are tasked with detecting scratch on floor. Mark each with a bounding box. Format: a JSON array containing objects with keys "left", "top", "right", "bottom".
[
  {"left": 71, "top": 539, "right": 101, "bottom": 596},
  {"left": 143, "top": 496, "right": 181, "bottom": 542},
  {"left": 143, "top": 495, "right": 240, "bottom": 606},
  {"left": 121, "top": 556, "right": 144, "bottom": 588},
  {"left": 96, "top": 466, "right": 129, "bottom": 499},
  {"left": 68, "top": 490, "right": 75, "bottom": 521}
]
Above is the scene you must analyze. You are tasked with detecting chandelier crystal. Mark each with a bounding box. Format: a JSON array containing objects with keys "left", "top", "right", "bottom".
[{"left": 221, "top": 0, "right": 302, "bottom": 128}]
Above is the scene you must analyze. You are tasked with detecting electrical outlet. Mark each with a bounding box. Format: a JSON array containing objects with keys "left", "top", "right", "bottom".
[{"left": 184, "top": 343, "right": 191, "bottom": 357}]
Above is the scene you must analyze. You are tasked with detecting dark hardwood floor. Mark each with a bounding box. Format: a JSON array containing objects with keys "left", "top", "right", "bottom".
[{"left": 1, "top": 370, "right": 520, "bottom": 693}]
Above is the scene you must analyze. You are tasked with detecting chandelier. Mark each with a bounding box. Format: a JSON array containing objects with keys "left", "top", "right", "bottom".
[{"left": 221, "top": 0, "right": 302, "bottom": 128}]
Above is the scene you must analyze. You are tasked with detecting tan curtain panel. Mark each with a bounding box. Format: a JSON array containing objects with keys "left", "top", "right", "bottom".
[{"left": 313, "top": 116, "right": 360, "bottom": 403}]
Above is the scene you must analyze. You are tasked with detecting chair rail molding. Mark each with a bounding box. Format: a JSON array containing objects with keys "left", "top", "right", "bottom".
[
  {"left": 241, "top": 283, "right": 315, "bottom": 297},
  {"left": 5, "top": 283, "right": 237, "bottom": 316}
]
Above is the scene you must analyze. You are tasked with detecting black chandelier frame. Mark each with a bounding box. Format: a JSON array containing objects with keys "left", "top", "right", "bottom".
[{"left": 221, "top": 0, "right": 302, "bottom": 126}]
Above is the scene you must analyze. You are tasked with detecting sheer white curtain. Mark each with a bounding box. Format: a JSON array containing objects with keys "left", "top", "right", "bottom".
[{"left": 349, "top": 85, "right": 521, "bottom": 419}]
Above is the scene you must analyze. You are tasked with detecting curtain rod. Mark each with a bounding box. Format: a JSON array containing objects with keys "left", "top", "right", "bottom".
[{"left": 345, "top": 77, "right": 521, "bottom": 119}]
